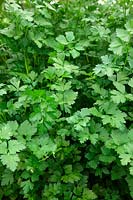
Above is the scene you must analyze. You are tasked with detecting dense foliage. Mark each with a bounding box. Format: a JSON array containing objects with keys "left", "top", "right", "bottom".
[{"left": 0, "top": 0, "right": 133, "bottom": 199}]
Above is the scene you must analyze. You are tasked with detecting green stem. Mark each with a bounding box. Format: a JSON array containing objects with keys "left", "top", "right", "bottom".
[{"left": 24, "top": 52, "right": 29, "bottom": 75}]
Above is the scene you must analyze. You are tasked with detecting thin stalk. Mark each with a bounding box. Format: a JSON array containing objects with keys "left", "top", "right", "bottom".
[{"left": 24, "top": 52, "right": 29, "bottom": 75}]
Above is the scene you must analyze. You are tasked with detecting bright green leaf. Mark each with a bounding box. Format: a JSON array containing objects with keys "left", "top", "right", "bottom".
[
  {"left": 128, "top": 78, "right": 133, "bottom": 87},
  {"left": 113, "top": 82, "right": 125, "bottom": 93},
  {"left": 116, "top": 28, "right": 130, "bottom": 42},
  {"left": 18, "top": 120, "right": 37, "bottom": 141},
  {"left": 0, "top": 124, "right": 12, "bottom": 140},
  {"left": 109, "top": 38, "right": 123, "bottom": 55},
  {"left": 8, "top": 140, "right": 25, "bottom": 154},
  {"left": 119, "top": 154, "right": 131, "bottom": 165},
  {"left": 111, "top": 90, "right": 126, "bottom": 104},
  {"left": 125, "top": 19, "right": 133, "bottom": 34},
  {"left": 70, "top": 49, "right": 80, "bottom": 58},
  {"left": 65, "top": 31, "right": 75, "bottom": 42},
  {"left": 56, "top": 35, "right": 68, "bottom": 45},
  {"left": 82, "top": 188, "right": 97, "bottom": 200},
  {"left": 0, "top": 154, "right": 20, "bottom": 171},
  {"left": 0, "top": 89, "right": 7, "bottom": 96},
  {"left": 0, "top": 141, "right": 7, "bottom": 154}
]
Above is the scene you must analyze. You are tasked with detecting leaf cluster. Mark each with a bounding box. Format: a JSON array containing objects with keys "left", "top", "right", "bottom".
[{"left": 0, "top": 0, "right": 133, "bottom": 199}]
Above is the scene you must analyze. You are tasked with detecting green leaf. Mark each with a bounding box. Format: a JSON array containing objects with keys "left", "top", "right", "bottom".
[
  {"left": 101, "top": 55, "right": 110, "bottom": 65},
  {"left": 75, "top": 42, "right": 84, "bottom": 51},
  {"left": 56, "top": 35, "right": 68, "bottom": 45},
  {"left": 87, "top": 160, "right": 98, "bottom": 169},
  {"left": 8, "top": 140, "right": 25, "bottom": 154},
  {"left": 113, "top": 82, "right": 125, "bottom": 93},
  {"left": 128, "top": 129, "right": 133, "bottom": 141},
  {"left": 28, "top": 135, "right": 57, "bottom": 159},
  {"left": 34, "top": 40, "right": 42, "bottom": 48},
  {"left": 0, "top": 154, "right": 20, "bottom": 171},
  {"left": 51, "top": 81, "right": 72, "bottom": 91},
  {"left": 99, "top": 155, "right": 115, "bottom": 163},
  {"left": 117, "top": 71, "right": 128, "bottom": 82},
  {"left": 124, "top": 142, "right": 133, "bottom": 155},
  {"left": 8, "top": 121, "right": 18, "bottom": 131},
  {"left": 10, "top": 77, "right": 20, "bottom": 90},
  {"left": 65, "top": 31, "right": 75, "bottom": 42},
  {"left": 111, "top": 131, "right": 128, "bottom": 146},
  {"left": 61, "top": 173, "right": 81, "bottom": 183},
  {"left": 116, "top": 29, "right": 130, "bottom": 42},
  {"left": 45, "top": 38, "right": 64, "bottom": 51},
  {"left": 102, "top": 110, "right": 126, "bottom": 129},
  {"left": 64, "top": 164, "right": 72, "bottom": 174},
  {"left": 54, "top": 90, "right": 77, "bottom": 113},
  {"left": 0, "top": 84, "right": 5, "bottom": 88},
  {"left": 0, "top": 141, "right": 7, "bottom": 154},
  {"left": 78, "top": 131, "right": 90, "bottom": 143},
  {"left": 128, "top": 56, "right": 133, "bottom": 68},
  {"left": 111, "top": 166, "right": 126, "bottom": 180},
  {"left": 22, "top": 10, "right": 34, "bottom": 22},
  {"left": 119, "top": 154, "right": 131, "bottom": 165},
  {"left": 21, "top": 180, "right": 34, "bottom": 194},
  {"left": 82, "top": 188, "right": 97, "bottom": 200},
  {"left": 0, "top": 124, "right": 12, "bottom": 140},
  {"left": 129, "top": 166, "right": 133, "bottom": 175},
  {"left": 44, "top": 2, "right": 56, "bottom": 11},
  {"left": 70, "top": 49, "right": 80, "bottom": 58},
  {"left": 125, "top": 19, "right": 133, "bottom": 34},
  {"left": 89, "top": 134, "right": 98, "bottom": 145},
  {"left": 126, "top": 175, "right": 133, "bottom": 198},
  {"left": 128, "top": 78, "right": 133, "bottom": 87},
  {"left": 105, "top": 66, "right": 114, "bottom": 77},
  {"left": 18, "top": 120, "right": 37, "bottom": 141},
  {"left": 80, "top": 108, "right": 90, "bottom": 117},
  {"left": 88, "top": 107, "right": 101, "bottom": 117},
  {"left": 0, "top": 89, "right": 7, "bottom": 96},
  {"left": 1, "top": 169, "right": 14, "bottom": 186},
  {"left": 63, "top": 90, "right": 78, "bottom": 105},
  {"left": 57, "top": 128, "right": 70, "bottom": 137},
  {"left": 109, "top": 38, "right": 123, "bottom": 55},
  {"left": 111, "top": 90, "right": 126, "bottom": 104},
  {"left": 34, "top": 17, "right": 52, "bottom": 27},
  {"left": 0, "top": 25, "right": 14, "bottom": 38}
]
